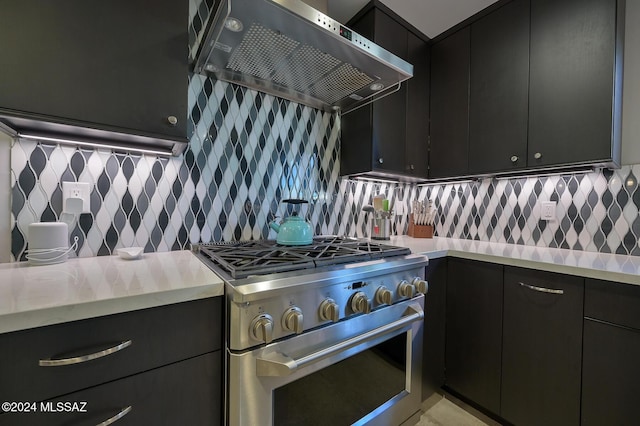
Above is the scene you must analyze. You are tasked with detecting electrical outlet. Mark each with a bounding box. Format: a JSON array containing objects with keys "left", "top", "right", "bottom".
[
  {"left": 540, "top": 201, "right": 556, "bottom": 221},
  {"left": 62, "top": 182, "right": 90, "bottom": 213}
]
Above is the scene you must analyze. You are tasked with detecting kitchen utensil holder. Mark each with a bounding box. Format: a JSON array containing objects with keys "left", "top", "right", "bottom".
[{"left": 407, "top": 214, "right": 433, "bottom": 238}]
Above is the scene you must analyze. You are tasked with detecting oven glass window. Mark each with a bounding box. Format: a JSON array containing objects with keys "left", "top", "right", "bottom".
[{"left": 273, "top": 333, "right": 407, "bottom": 425}]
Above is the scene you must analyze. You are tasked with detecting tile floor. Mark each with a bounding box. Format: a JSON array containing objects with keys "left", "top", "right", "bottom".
[{"left": 417, "top": 394, "right": 502, "bottom": 426}]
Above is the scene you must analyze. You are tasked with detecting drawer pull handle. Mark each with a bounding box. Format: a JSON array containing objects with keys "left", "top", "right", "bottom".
[
  {"left": 39, "top": 340, "right": 132, "bottom": 367},
  {"left": 518, "top": 282, "right": 564, "bottom": 295},
  {"left": 96, "top": 405, "right": 132, "bottom": 426}
]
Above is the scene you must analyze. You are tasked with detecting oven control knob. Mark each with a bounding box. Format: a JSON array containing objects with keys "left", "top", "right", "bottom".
[
  {"left": 350, "top": 292, "right": 371, "bottom": 314},
  {"left": 282, "top": 307, "right": 304, "bottom": 334},
  {"left": 250, "top": 314, "right": 274, "bottom": 344},
  {"left": 412, "top": 278, "right": 429, "bottom": 294},
  {"left": 398, "top": 280, "right": 415, "bottom": 299},
  {"left": 375, "top": 286, "right": 393, "bottom": 305},
  {"left": 319, "top": 299, "right": 340, "bottom": 322}
]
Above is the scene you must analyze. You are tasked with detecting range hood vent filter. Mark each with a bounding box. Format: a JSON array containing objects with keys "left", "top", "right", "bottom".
[
  {"left": 227, "top": 23, "right": 300, "bottom": 78},
  {"left": 194, "top": 0, "right": 413, "bottom": 112}
]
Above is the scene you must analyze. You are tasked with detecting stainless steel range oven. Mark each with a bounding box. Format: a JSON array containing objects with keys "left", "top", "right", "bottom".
[{"left": 193, "top": 237, "right": 429, "bottom": 426}]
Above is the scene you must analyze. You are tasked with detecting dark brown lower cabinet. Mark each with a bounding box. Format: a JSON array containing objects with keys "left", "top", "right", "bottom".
[
  {"left": 445, "top": 258, "right": 502, "bottom": 414},
  {"left": 422, "top": 257, "right": 447, "bottom": 400},
  {"left": 0, "top": 352, "right": 221, "bottom": 426},
  {"left": 582, "top": 278, "right": 640, "bottom": 425},
  {"left": 0, "top": 297, "right": 223, "bottom": 425},
  {"left": 582, "top": 319, "right": 640, "bottom": 426},
  {"left": 501, "top": 267, "right": 583, "bottom": 426}
]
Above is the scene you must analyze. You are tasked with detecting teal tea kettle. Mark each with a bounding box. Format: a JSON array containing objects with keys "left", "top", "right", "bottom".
[{"left": 269, "top": 199, "right": 313, "bottom": 245}]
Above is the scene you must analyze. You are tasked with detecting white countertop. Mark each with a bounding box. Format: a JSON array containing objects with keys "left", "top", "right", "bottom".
[
  {"left": 0, "top": 250, "right": 224, "bottom": 334},
  {"left": 389, "top": 236, "right": 640, "bottom": 286},
  {"left": 3, "top": 237, "right": 639, "bottom": 335}
]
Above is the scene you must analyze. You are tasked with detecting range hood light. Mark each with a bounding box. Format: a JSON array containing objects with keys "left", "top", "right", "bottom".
[
  {"left": 370, "top": 83, "right": 385, "bottom": 91},
  {"left": 18, "top": 133, "right": 174, "bottom": 157},
  {"left": 224, "top": 17, "right": 243, "bottom": 32},
  {"left": 205, "top": 64, "right": 219, "bottom": 72}
]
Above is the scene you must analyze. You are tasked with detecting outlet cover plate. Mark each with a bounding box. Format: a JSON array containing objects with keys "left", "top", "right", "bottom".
[
  {"left": 62, "top": 182, "right": 90, "bottom": 213},
  {"left": 540, "top": 201, "right": 556, "bottom": 221}
]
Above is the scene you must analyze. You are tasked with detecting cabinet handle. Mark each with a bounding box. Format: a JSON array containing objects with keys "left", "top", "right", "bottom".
[
  {"left": 510, "top": 155, "right": 519, "bottom": 163},
  {"left": 378, "top": 158, "right": 384, "bottom": 164},
  {"left": 96, "top": 406, "right": 132, "bottom": 426},
  {"left": 534, "top": 152, "right": 543, "bottom": 160},
  {"left": 167, "top": 115, "right": 178, "bottom": 126},
  {"left": 518, "top": 282, "right": 563, "bottom": 295},
  {"left": 39, "top": 340, "right": 132, "bottom": 367}
]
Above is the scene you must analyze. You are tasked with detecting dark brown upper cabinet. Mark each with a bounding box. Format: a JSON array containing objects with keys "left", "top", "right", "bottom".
[
  {"left": 429, "top": 27, "right": 470, "bottom": 179},
  {"left": 0, "top": 0, "right": 188, "bottom": 154},
  {"left": 429, "top": 0, "right": 623, "bottom": 180},
  {"left": 468, "top": 0, "right": 530, "bottom": 175},
  {"left": 341, "top": 2, "right": 430, "bottom": 182},
  {"left": 528, "top": 0, "right": 623, "bottom": 169}
]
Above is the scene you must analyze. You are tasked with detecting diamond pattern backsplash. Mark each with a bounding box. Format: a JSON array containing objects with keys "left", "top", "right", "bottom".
[
  {"left": 11, "top": 75, "right": 341, "bottom": 261},
  {"left": 10, "top": 76, "right": 640, "bottom": 260},
  {"left": 339, "top": 168, "right": 640, "bottom": 256},
  {"left": 8, "top": 0, "right": 640, "bottom": 260}
]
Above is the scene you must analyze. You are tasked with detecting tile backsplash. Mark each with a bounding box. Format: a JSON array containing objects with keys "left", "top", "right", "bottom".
[
  {"left": 345, "top": 167, "right": 640, "bottom": 255},
  {"left": 10, "top": 74, "right": 640, "bottom": 260},
  {"left": 11, "top": 76, "right": 341, "bottom": 260}
]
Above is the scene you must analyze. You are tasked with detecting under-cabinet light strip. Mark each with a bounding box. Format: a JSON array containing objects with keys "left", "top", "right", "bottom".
[
  {"left": 350, "top": 176, "right": 401, "bottom": 184},
  {"left": 18, "top": 133, "right": 174, "bottom": 157}
]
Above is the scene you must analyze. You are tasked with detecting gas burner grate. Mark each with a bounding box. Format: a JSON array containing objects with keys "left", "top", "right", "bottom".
[{"left": 196, "top": 236, "right": 410, "bottom": 279}]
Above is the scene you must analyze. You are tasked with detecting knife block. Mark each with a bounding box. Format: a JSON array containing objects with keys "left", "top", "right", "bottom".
[{"left": 407, "top": 214, "right": 433, "bottom": 238}]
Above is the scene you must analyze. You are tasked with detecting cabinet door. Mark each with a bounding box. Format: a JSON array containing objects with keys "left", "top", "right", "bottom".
[
  {"left": 372, "top": 10, "right": 408, "bottom": 174},
  {"left": 0, "top": 0, "right": 188, "bottom": 140},
  {"left": 469, "top": 0, "right": 530, "bottom": 174},
  {"left": 422, "top": 257, "right": 447, "bottom": 400},
  {"left": 445, "top": 258, "right": 502, "bottom": 414},
  {"left": 340, "top": 10, "right": 375, "bottom": 177},
  {"left": 429, "top": 28, "right": 470, "bottom": 179},
  {"left": 406, "top": 32, "right": 430, "bottom": 178},
  {"left": 0, "top": 352, "right": 222, "bottom": 426},
  {"left": 528, "top": 0, "right": 618, "bottom": 167},
  {"left": 502, "top": 267, "right": 583, "bottom": 426},
  {"left": 582, "top": 319, "right": 640, "bottom": 426}
]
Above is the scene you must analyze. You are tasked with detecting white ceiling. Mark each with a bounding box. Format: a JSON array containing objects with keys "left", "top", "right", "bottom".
[{"left": 327, "top": 0, "right": 499, "bottom": 39}]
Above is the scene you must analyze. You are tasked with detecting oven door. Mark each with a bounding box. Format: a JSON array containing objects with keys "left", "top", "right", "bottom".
[{"left": 227, "top": 295, "right": 424, "bottom": 426}]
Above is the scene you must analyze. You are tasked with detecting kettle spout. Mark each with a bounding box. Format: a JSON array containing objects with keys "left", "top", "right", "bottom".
[{"left": 269, "top": 221, "right": 280, "bottom": 233}]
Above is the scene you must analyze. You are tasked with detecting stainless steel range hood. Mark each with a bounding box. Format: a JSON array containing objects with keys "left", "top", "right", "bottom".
[{"left": 193, "top": 0, "right": 413, "bottom": 113}]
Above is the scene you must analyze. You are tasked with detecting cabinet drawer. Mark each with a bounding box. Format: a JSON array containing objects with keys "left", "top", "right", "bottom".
[
  {"left": 0, "top": 297, "right": 222, "bottom": 403},
  {"left": 585, "top": 279, "right": 640, "bottom": 330},
  {"left": 0, "top": 351, "right": 221, "bottom": 426}
]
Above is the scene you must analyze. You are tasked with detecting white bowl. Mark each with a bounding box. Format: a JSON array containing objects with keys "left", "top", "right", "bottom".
[{"left": 116, "top": 247, "right": 144, "bottom": 260}]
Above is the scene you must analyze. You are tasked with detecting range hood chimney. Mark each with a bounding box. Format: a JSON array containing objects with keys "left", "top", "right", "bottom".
[{"left": 193, "top": 0, "right": 413, "bottom": 113}]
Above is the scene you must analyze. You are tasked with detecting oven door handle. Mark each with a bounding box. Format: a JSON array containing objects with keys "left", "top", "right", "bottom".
[{"left": 256, "top": 302, "right": 424, "bottom": 377}]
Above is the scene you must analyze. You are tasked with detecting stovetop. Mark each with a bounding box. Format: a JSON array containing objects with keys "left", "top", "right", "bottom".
[{"left": 193, "top": 236, "right": 410, "bottom": 279}]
